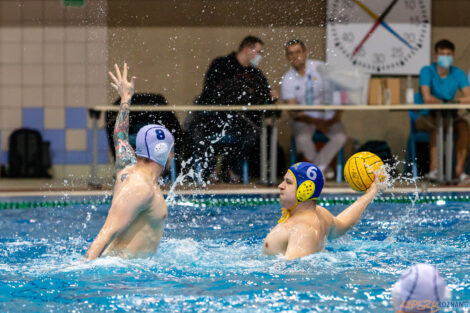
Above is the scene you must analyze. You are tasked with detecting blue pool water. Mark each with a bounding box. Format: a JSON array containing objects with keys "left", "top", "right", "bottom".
[{"left": 0, "top": 194, "right": 469, "bottom": 312}]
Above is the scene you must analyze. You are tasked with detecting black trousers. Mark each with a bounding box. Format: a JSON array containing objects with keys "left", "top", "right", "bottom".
[{"left": 188, "top": 112, "right": 258, "bottom": 178}]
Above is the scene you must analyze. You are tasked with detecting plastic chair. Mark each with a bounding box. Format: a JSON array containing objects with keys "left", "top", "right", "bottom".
[{"left": 290, "top": 132, "right": 344, "bottom": 183}]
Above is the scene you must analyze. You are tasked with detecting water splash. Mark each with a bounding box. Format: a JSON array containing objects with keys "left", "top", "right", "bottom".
[
  {"left": 165, "top": 117, "right": 233, "bottom": 205},
  {"left": 380, "top": 157, "right": 421, "bottom": 241}
]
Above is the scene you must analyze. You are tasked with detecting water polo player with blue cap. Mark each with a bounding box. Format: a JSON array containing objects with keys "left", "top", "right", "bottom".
[
  {"left": 263, "top": 161, "right": 383, "bottom": 260},
  {"left": 86, "top": 63, "right": 175, "bottom": 260},
  {"left": 278, "top": 162, "right": 324, "bottom": 223}
]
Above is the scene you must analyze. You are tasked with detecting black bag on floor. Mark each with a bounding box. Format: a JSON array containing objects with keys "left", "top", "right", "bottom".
[
  {"left": 8, "top": 129, "right": 51, "bottom": 178},
  {"left": 357, "top": 140, "right": 397, "bottom": 177}
]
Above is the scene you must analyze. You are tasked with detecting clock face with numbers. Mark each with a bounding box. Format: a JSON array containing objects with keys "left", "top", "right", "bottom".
[{"left": 326, "top": 0, "right": 431, "bottom": 75}]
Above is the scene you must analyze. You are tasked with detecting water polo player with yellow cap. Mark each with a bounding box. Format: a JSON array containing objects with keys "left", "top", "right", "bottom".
[{"left": 263, "top": 162, "right": 383, "bottom": 260}]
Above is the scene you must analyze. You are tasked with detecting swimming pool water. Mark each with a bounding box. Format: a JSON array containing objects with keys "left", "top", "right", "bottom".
[{"left": 0, "top": 194, "right": 468, "bottom": 312}]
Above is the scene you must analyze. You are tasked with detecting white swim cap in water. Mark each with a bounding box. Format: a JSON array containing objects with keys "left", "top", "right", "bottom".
[
  {"left": 135, "top": 124, "right": 175, "bottom": 167},
  {"left": 391, "top": 263, "right": 450, "bottom": 312}
]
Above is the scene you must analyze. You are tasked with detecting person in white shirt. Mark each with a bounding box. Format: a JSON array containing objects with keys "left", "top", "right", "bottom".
[{"left": 281, "top": 39, "right": 346, "bottom": 175}]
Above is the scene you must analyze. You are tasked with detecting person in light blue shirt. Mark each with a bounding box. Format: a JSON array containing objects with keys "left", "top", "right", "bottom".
[{"left": 416, "top": 39, "right": 470, "bottom": 182}]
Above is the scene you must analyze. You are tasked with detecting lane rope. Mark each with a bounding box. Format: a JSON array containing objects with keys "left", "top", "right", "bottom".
[{"left": 0, "top": 194, "right": 468, "bottom": 210}]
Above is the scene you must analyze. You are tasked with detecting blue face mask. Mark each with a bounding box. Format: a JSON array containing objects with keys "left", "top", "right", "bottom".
[
  {"left": 250, "top": 54, "right": 262, "bottom": 67},
  {"left": 437, "top": 55, "right": 453, "bottom": 69}
]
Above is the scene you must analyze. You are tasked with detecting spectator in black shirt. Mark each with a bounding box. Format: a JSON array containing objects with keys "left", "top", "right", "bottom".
[{"left": 186, "top": 35, "right": 278, "bottom": 182}]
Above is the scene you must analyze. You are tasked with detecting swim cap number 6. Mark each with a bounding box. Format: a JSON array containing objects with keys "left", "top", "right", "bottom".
[{"left": 306, "top": 166, "right": 317, "bottom": 180}]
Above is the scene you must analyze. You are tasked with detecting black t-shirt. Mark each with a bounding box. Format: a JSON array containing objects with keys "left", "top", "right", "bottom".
[{"left": 196, "top": 52, "right": 273, "bottom": 128}]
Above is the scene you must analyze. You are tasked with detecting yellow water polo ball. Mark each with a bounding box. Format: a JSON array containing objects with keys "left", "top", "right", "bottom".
[{"left": 344, "top": 151, "right": 385, "bottom": 192}]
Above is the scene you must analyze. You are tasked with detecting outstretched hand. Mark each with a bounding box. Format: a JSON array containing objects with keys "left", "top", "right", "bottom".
[
  {"left": 109, "top": 63, "right": 136, "bottom": 103},
  {"left": 367, "top": 170, "right": 387, "bottom": 194}
]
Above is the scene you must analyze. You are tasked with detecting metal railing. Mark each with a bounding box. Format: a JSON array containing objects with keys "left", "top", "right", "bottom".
[{"left": 89, "top": 103, "right": 470, "bottom": 186}]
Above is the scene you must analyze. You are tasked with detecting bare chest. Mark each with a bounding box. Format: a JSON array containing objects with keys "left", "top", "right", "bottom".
[{"left": 263, "top": 224, "right": 290, "bottom": 255}]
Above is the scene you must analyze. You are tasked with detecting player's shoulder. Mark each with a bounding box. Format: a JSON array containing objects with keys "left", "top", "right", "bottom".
[
  {"left": 316, "top": 205, "right": 334, "bottom": 218},
  {"left": 119, "top": 171, "right": 155, "bottom": 195}
]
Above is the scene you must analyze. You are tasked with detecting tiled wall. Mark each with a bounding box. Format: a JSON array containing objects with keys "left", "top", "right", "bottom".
[{"left": 0, "top": 0, "right": 109, "bottom": 169}]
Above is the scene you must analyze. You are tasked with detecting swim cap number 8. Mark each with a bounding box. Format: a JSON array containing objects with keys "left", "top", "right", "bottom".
[{"left": 156, "top": 129, "right": 165, "bottom": 140}]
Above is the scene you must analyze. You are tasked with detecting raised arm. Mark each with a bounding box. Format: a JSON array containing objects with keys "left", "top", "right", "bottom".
[
  {"left": 109, "top": 63, "right": 137, "bottom": 173},
  {"left": 85, "top": 184, "right": 153, "bottom": 260},
  {"left": 329, "top": 182, "right": 379, "bottom": 239}
]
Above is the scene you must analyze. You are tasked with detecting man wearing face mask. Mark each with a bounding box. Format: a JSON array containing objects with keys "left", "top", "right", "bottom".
[
  {"left": 187, "top": 35, "right": 278, "bottom": 182},
  {"left": 416, "top": 39, "right": 470, "bottom": 182}
]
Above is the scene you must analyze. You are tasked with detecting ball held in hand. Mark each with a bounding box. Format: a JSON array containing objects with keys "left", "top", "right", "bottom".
[{"left": 344, "top": 151, "right": 385, "bottom": 192}]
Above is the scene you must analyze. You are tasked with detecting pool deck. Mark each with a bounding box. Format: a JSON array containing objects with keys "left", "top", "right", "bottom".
[{"left": 1, "top": 178, "right": 470, "bottom": 197}]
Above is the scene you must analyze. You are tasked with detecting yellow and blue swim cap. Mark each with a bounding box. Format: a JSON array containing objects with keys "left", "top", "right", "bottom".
[
  {"left": 288, "top": 162, "right": 324, "bottom": 203},
  {"left": 278, "top": 162, "right": 324, "bottom": 224}
]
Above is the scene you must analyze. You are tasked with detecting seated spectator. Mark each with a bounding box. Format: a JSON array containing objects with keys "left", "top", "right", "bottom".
[
  {"left": 416, "top": 39, "right": 470, "bottom": 182},
  {"left": 391, "top": 263, "right": 450, "bottom": 313},
  {"left": 281, "top": 39, "right": 346, "bottom": 179},
  {"left": 186, "top": 35, "right": 278, "bottom": 182},
  {"left": 105, "top": 93, "right": 185, "bottom": 173}
]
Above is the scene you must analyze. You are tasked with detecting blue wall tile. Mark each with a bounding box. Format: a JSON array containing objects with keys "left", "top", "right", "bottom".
[
  {"left": 38, "top": 128, "right": 110, "bottom": 165},
  {"left": 65, "top": 151, "right": 89, "bottom": 164},
  {"left": 0, "top": 151, "right": 7, "bottom": 164},
  {"left": 98, "top": 150, "right": 109, "bottom": 164},
  {"left": 22, "top": 108, "right": 44, "bottom": 130},
  {"left": 50, "top": 150, "right": 66, "bottom": 165},
  {"left": 65, "top": 108, "right": 87, "bottom": 129},
  {"left": 42, "top": 129, "right": 66, "bottom": 164},
  {"left": 86, "top": 150, "right": 110, "bottom": 165},
  {"left": 42, "top": 129, "right": 66, "bottom": 151},
  {"left": 87, "top": 128, "right": 110, "bottom": 164},
  {"left": 87, "top": 129, "right": 110, "bottom": 151}
]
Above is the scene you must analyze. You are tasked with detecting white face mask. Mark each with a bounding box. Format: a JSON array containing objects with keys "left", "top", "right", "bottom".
[{"left": 250, "top": 54, "right": 262, "bottom": 67}]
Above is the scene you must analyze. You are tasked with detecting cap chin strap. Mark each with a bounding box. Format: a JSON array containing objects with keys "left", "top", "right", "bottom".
[
  {"left": 278, "top": 196, "right": 318, "bottom": 224},
  {"left": 278, "top": 201, "right": 298, "bottom": 224}
]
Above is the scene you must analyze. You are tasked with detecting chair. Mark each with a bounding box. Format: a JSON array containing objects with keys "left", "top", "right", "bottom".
[
  {"left": 290, "top": 132, "right": 344, "bottom": 183},
  {"left": 405, "top": 94, "right": 430, "bottom": 179}
]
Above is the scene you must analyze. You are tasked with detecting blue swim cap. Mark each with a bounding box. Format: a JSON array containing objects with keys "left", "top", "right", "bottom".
[
  {"left": 135, "top": 124, "right": 175, "bottom": 167},
  {"left": 288, "top": 162, "right": 324, "bottom": 202}
]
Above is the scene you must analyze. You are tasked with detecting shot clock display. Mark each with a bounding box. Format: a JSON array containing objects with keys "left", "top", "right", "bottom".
[{"left": 327, "top": 0, "right": 431, "bottom": 75}]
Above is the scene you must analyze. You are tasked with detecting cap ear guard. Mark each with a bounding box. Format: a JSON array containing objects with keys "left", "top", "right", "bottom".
[
  {"left": 152, "top": 142, "right": 170, "bottom": 166},
  {"left": 297, "top": 180, "right": 315, "bottom": 202}
]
